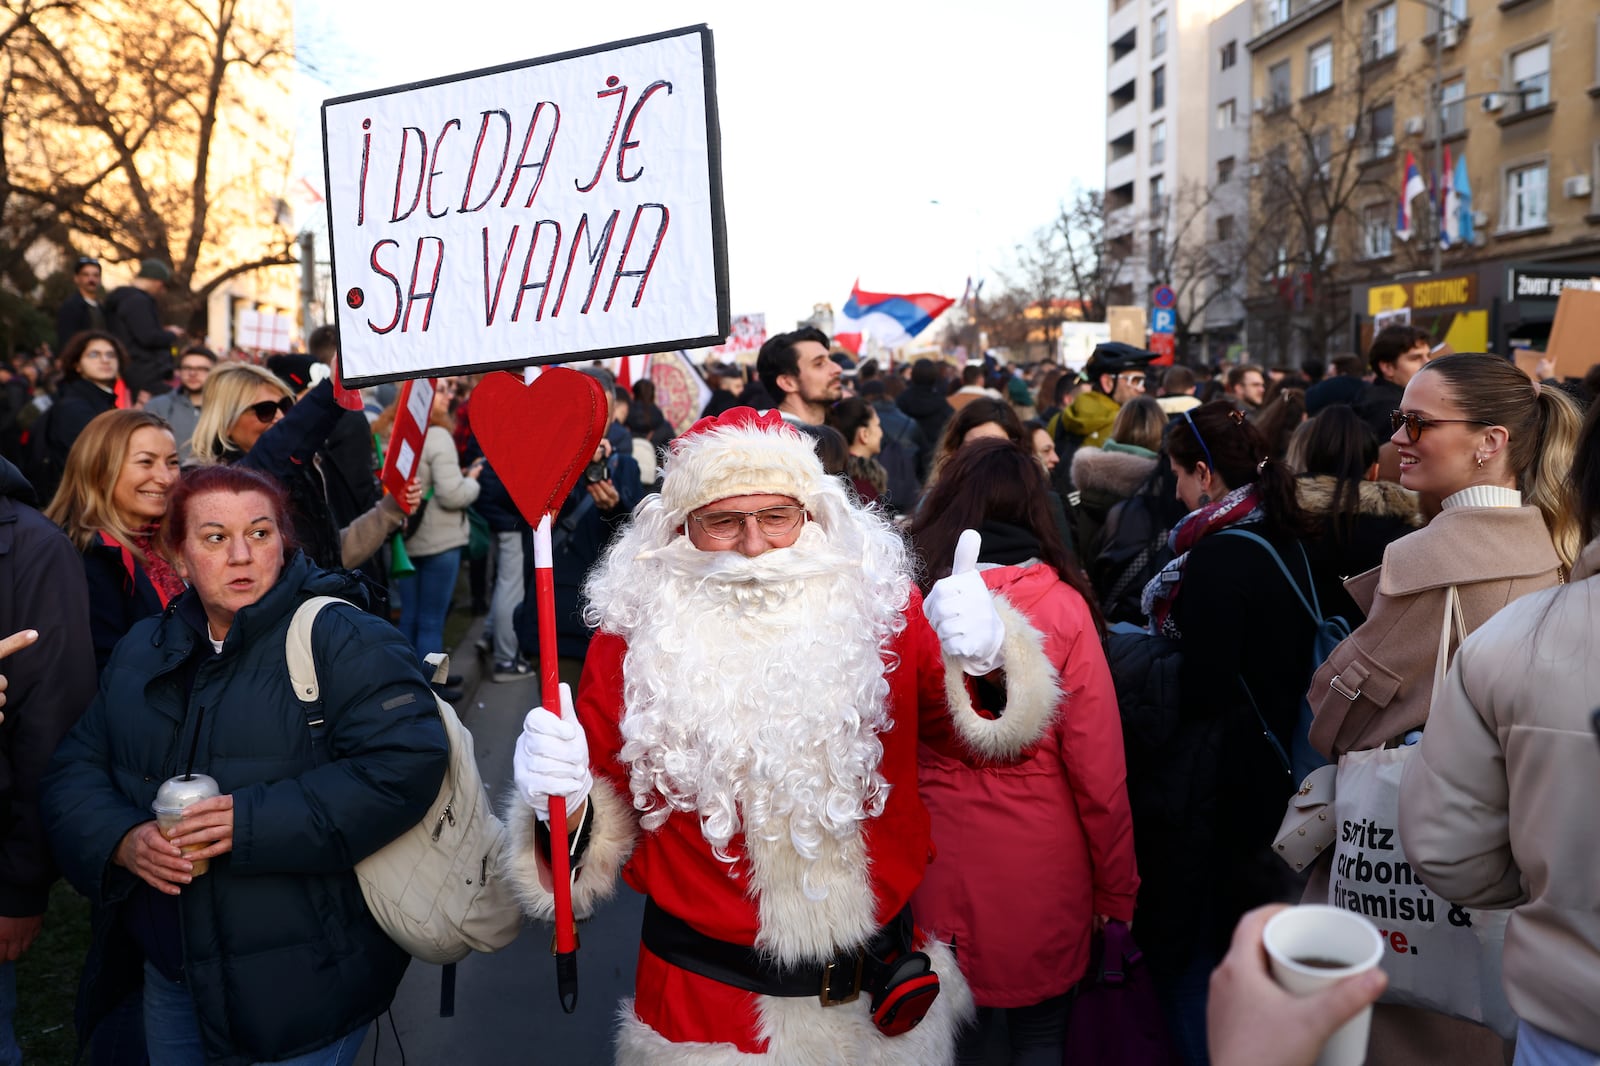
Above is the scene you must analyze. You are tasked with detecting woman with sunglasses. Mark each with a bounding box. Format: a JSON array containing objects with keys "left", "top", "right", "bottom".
[
  {"left": 1397, "top": 373, "right": 1600, "bottom": 1066},
  {"left": 907, "top": 437, "right": 1137, "bottom": 1066},
  {"left": 1138, "top": 400, "right": 1321, "bottom": 1064},
  {"left": 1305, "top": 354, "right": 1580, "bottom": 1066},
  {"left": 191, "top": 363, "right": 410, "bottom": 575}
]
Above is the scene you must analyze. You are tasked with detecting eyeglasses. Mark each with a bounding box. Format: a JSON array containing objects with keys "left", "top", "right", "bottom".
[
  {"left": 1117, "top": 372, "right": 1147, "bottom": 387},
  {"left": 1180, "top": 409, "right": 1217, "bottom": 471},
  {"left": 80, "top": 349, "right": 118, "bottom": 362},
  {"left": 248, "top": 397, "right": 294, "bottom": 422},
  {"left": 1389, "top": 410, "right": 1495, "bottom": 443},
  {"left": 690, "top": 505, "right": 807, "bottom": 540}
]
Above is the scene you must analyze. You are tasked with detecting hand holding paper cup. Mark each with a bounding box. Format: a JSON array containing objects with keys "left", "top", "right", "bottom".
[{"left": 1263, "top": 905, "right": 1385, "bottom": 1066}]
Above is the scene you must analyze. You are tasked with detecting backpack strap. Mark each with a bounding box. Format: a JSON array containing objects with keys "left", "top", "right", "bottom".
[
  {"left": 286, "top": 596, "right": 355, "bottom": 759},
  {"left": 1215, "top": 528, "right": 1324, "bottom": 625}
]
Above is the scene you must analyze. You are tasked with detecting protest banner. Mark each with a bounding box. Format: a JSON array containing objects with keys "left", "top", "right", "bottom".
[
  {"left": 380, "top": 378, "right": 434, "bottom": 506},
  {"left": 322, "top": 25, "right": 730, "bottom": 385}
]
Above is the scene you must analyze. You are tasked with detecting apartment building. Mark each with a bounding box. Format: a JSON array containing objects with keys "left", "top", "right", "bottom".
[
  {"left": 1205, "top": 2, "right": 1254, "bottom": 353},
  {"left": 1242, "top": 0, "right": 1600, "bottom": 363},
  {"left": 1106, "top": 0, "right": 1257, "bottom": 358}
]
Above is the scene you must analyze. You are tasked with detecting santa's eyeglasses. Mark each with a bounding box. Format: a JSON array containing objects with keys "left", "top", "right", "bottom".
[{"left": 690, "top": 505, "right": 807, "bottom": 540}]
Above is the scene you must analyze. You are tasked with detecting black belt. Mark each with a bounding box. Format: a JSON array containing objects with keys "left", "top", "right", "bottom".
[{"left": 640, "top": 897, "right": 913, "bottom": 1006}]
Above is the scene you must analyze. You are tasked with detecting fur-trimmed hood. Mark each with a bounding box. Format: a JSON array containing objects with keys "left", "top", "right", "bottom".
[
  {"left": 1295, "top": 474, "right": 1422, "bottom": 527},
  {"left": 1072, "top": 445, "right": 1158, "bottom": 501}
]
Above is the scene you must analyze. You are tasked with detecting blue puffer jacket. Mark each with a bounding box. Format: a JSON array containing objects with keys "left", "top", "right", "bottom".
[{"left": 42, "top": 553, "right": 448, "bottom": 1065}]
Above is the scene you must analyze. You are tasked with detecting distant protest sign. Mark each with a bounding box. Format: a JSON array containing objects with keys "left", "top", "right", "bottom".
[{"left": 322, "top": 24, "right": 729, "bottom": 386}]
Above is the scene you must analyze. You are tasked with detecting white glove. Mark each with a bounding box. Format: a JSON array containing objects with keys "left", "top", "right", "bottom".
[
  {"left": 924, "top": 529, "right": 1006, "bottom": 675},
  {"left": 513, "top": 683, "right": 593, "bottom": 823}
]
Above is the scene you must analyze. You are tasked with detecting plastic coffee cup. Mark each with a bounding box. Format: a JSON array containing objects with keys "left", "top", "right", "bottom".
[
  {"left": 152, "top": 773, "right": 220, "bottom": 877},
  {"left": 1263, "top": 905, "right": 1385, "bottom": 1066}
]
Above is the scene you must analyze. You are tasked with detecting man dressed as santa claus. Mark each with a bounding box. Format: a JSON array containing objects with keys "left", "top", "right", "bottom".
[{"left": 507, "top": 407, "right": 1061, "bottom": 1065}]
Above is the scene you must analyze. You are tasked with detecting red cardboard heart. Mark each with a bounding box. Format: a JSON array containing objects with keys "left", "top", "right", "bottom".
[{"left": 472, "top": 369, "right": 609, "bottom": 520}]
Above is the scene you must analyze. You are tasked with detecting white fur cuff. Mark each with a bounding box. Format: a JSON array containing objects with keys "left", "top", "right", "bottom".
[
  {"left": 504, "top": 776, "right": 637, "bottom": 921},
  {"left": 942, "top": 595, "right": 1060, "bottom": 761}
]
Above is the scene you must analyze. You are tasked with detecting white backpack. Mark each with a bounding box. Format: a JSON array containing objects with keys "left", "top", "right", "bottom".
[{"left": 286, "top": 596, "right": 522, "bottom": 964}]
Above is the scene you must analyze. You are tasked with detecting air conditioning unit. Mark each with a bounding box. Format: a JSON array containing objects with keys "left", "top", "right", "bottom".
[
  {"left": 1480, "top": 93, "right": 1504, "bottom": 113},
  {"left": 1439, "top": 24, "right": 1459, "bottom": 49},
  {"left": 1403, "top": 116, "right": 1425, "bottom": 136},
  {"left": 1563, "top": 175, "right": 1592, "bottom": 199}
]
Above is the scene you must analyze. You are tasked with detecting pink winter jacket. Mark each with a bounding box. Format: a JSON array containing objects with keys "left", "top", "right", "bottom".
[{"left": 912, "top": 563, "right": 1140, "bottom": 1007}]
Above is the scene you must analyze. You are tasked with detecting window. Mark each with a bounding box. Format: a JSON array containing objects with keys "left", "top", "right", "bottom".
[
  {"left": 1150, "top": 174, "right": 1167, "bottom": 213},
  {"left": 1310, "top": 129, "right": 1332, "bottom": 179},
  {"left": 1505, "top": 162, "right": 1548, "bottom": 230},
  {"left": 1510, "top": 43, "right": 1550, "bottom": 111},
  {"left": 1307, "top": 41, "right": 1333, "bottom": 95},
  {"left": 1268, "top": 60, "right": 1292, "bottom": 109},
  {"left": 1362, "top": 204, "right": 1392, "bottom": 258},
  {"left": 1220, "top": 40, "right": 1237, "bottom": 70},
  {"left": 1267, "top": 0, "right": 1289, "bottom": 28},
  {"left": 1152, "top": 12, "right": 1168, "bottom": 56},
  {"left": 1428, "top": 0, "right": 1466, "bottom": 32},
  {"left": 1315, "top": 222, "right": 1335, "bottom": 264},
  {"left": 1217, "top": 156, "right": 1235, "bottom": 184},
  {"left": 1218, "top": 216, "right": 1235, "bottom": 242},
  {"left": 1440, "top": 78, "right": 1466, "bottom": 136},
  {"left": 1366, "top": 102, "right": 1395, "bottom": 159},
  {"left": 1152, "top": 66, "right": 1166, "bottom": 111},
  {"left": 1366, "top": 3, "right": 1397, "bottom": 61},
  {"left": 1151, "top": 120, "right": 1166, "bottom": 165},
  {"left": 1217, "top": 99, "right": 1236, "bottom": 129}
]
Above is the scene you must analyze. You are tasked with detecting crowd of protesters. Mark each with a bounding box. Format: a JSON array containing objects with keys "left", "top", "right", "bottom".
[{"left": 2, "top": 270, "right": 1599, "bottom": 1066}]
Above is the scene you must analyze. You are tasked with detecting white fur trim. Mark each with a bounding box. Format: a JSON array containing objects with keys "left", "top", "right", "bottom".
[
  {"left": 745, "top": 825, "right": 876, "bottom": 965},
  {"left": 503, "top": 777, "right": 637, "bottom": 921},
  {"left": 613, "top": 938, "right": 974, "bottom": 1065},
  {"left": 943, "top": 595, "right": 1060, "bottom": 760},
  {"left": 660, "top": 422, "right": 829, "bottom": 522}
]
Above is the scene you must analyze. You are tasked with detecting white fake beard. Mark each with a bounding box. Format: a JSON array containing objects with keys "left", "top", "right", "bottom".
[{"left": 586, "top": 505, "right": 912, "bottom": 956}]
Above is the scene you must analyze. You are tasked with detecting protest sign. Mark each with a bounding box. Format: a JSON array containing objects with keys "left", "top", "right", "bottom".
[
  {"left": 381, "top": 378, "right": 434, "bottom": 506},
  {"left": 1542, "top": 287, "right": 1600, "bottom": 380},
  {"left": 322, "top": 25, "right": 729, "bottom": 385}
]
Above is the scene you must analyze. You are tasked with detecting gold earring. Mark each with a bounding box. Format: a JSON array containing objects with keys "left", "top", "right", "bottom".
[{"left": 1475, "top": 454, "right": 1485, "bottom": 468}]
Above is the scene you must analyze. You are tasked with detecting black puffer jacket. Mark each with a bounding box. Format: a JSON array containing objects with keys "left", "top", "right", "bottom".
[{"left": 43, "top": 554, "right": 448, "bottom": 1065}]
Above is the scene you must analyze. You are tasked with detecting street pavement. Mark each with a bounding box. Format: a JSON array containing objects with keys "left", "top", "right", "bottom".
[{"left": 358, "top": 619, "right": 644, "bottom": 1064}]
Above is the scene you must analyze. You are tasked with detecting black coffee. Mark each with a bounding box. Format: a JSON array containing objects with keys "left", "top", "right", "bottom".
[{"left": 1292, "top": 956, "right": 1352, "bottom": 969}]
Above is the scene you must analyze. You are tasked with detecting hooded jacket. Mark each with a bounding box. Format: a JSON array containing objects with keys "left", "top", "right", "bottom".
[
  {"left": 0, "top": 457, "right": 97, "bottom": 915},
  {"left": 42, "top": 555, "right": 448, "bottom": 1065},
  {"left": 1071, "top": 442, "right": 1158, "bottom": 565},
  {"left": 1295, "top": 475, "right": 1422, "bottom": 624}
]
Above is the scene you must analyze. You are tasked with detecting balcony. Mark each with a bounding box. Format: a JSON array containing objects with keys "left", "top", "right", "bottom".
[
  {"left": 1108, "top": 98, "right": 1138, "bottom": 142},
  {"left": 1109, "top": 0, "right": 1139, "bottom": 47},
  {"left": 1247, "top": 0, "right": 1339, "bottom": 51},
  {"left": 1106, "top": 152, "right": 1137, "bottom": 192},
  {"left": 1108, "top": 51, "right": 1139, "bottom": 98}
]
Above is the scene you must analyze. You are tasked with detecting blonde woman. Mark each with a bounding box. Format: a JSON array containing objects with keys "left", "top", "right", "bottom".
[
  {"left": 46, "top": 409, "right": 184, "bottom": 673},
  {"left": 192, "top": 362, "right": 411, "bottom": 573}
]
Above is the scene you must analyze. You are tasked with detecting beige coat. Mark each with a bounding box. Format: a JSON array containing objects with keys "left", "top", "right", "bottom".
[
  {"left": 1308, "top": 505, "right": 1562, "bottom": 758},
  {"left": 404, "top": 425, "right": 479, "bottom": 558},
  {"left": 1399, "top": 538, "right": 1600, "bottom": 1055}
]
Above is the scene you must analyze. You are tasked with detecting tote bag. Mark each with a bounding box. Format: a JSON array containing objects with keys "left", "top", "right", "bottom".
[{"left": 1327, "top": 586, "right": 1515, "bottom": 1039}]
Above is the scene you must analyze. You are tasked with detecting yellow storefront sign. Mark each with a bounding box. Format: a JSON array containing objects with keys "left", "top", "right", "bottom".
[
  {"left": 1367, "top": 284, "right": 1409, "bottom": 315},
  {"left": 1366, "top": 275, "right": 1477, "bottom": 317}
]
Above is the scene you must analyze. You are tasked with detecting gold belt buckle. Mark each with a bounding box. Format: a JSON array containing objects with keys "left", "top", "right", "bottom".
[{"left": 819, "top": 953, "right": 864, "bottom": 1006}]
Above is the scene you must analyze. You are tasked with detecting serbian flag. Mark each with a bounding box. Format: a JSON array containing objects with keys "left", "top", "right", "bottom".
[
  {"left": 1395, "top": 152, "right": 1427, "bottom": 243},
  {"left": 833, "top": 281, "right": 955, "bottom": 355}
]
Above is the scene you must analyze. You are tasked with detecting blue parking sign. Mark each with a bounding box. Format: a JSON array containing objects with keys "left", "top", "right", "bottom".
[{"left": 1152, "top": 307, "right": 1177, "bottom": 333}]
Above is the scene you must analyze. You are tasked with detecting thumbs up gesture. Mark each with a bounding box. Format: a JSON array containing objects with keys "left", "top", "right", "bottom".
[{"left": 924, "top": 530, "right": 1006, "bottom": 675}]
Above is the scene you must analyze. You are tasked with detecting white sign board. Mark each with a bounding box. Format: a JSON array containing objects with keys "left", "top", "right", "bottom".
[{"left": 321, "top": 24, "right": 729, "bottom": 386}]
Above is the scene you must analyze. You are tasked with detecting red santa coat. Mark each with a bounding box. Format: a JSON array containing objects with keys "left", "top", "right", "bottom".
[
  {"left": 506, "top": 587, "right": 1063, "bottom": 1064},
  {"left": 913, "top": 564, "right": 1140, "bottom": 1007}
]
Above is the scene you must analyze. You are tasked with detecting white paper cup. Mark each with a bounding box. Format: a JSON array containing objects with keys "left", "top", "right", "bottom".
[{"left": 1263, "top": 905, "right": 1384, "bottom": 1066}]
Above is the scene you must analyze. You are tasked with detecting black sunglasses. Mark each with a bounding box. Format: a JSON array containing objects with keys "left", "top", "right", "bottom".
[
  {"left": 248, "top": 397, "right": 294, "bottom": 422},
  {"left": 1389, "top": 410, "right": 1495, "bottom": 444}
]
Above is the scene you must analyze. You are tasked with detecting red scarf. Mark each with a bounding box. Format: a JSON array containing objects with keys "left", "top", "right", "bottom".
[{"left": 104, "top": 528, "right": 186, "bottom": 607}]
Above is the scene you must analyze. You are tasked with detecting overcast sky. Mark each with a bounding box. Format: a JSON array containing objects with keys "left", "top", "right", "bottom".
[{"left": 295, "top": 1, "right": 1107, "bottom": 333}]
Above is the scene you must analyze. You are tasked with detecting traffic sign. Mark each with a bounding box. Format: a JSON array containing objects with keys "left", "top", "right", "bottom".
[
  {"left": 1152, "top": 285, "right": 1176, "bottom": 310},
  {"left": 1151, "top": 307, "right": 1177, "bottom": 334}
]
